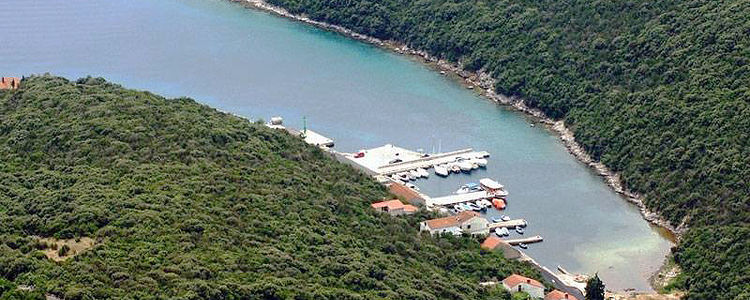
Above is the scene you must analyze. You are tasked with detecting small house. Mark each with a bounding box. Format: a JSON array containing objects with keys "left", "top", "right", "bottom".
[
  {"left": 545, "top": 290, "right": 579, "bottom": 300},
  {"left": 502, "top": 274, "right": 545, "bottom": 299},
  {"left": 420, "top": 211, "right": 489, "bottom": 235},
  {"left": 480, "top": 236, "right": 522, "bottom": 260},
  {"left": 388, "top": 182, "right": 425, "bottom": 205},
  {"left": 371, "top": 200, "right": 417, "bottom": 216},
  {"left": 0, "top": 77, "right": 21, "bottom": 90}
]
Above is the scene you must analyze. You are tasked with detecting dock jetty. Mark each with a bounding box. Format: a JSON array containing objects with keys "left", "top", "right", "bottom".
[
  {"left": 340, "top": 144, "right": 489, "bottom": 177},
  {"left": 504, "top": 235, "right": 544, "bottom": 245},
  {"left": 489, "top": 219, "right": 528, "bottom": 229}
]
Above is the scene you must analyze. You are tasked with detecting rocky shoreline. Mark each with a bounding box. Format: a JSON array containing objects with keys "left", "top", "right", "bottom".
[{"left": 230, "top": 0, "right": 687, "bottom": 239}]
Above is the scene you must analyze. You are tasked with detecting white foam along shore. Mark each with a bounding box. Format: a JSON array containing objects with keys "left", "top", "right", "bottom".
[{"left": 232, "top": 0, "right": 686, "bottom": 238}]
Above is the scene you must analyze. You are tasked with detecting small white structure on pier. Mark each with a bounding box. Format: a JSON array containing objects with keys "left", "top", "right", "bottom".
[{"left": 265, "top": 116, "right": 334, "bottom": 148}]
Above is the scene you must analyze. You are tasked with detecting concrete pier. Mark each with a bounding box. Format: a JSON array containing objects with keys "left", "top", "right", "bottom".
[
  {"left": 430, "top": 191, "right": 494, "bottom": 206},
  {"left": 504, "top": 235, "right": 543, "bottom": 245},
  {"left": 489, "top": 219, "right": 528, "bottom": 229},
  {"left": 377, "top": 148, "right": 476, "bottom": 175},
  {"left": 341, "top": 144, "right": 490, "bottom": 176}
]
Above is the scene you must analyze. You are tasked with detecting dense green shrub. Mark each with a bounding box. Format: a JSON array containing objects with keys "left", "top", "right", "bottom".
[{"left": 0, "top": 76, "right": 536, "bottom": 298}]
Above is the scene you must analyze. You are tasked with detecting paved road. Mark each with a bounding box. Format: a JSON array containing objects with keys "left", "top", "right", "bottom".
[{"left": 536, "top": 265, "right": 586, "bottom": 299}]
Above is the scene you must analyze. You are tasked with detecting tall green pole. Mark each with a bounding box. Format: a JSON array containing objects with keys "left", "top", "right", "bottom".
[{"left": 302, "top": 116, "right": 307, "bottom": 138}]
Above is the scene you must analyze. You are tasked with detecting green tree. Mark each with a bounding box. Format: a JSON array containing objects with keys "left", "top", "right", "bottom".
[
  {"left": 585, "top": 274, "right": 605, "bottom": 300},
  {"left": 57, "top": 245, "right": 70, "bottom": 257}
]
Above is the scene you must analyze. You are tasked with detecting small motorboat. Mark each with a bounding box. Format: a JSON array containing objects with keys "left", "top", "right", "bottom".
[
  {"left": 453, "top": 204, "right": 465, "bottom": 212},
  {"left": 474, "top": 158, "right": 488, "bottom": 167},
  {"left": 456, "top": 186, "right": 470, "bottom": 194},
  {"left": 492, "top": 217, "right": 504, "bottom": 223},
  {"left": 492, "top": 198, "right": 506, "bottom": 210},
  {"left": 518, "top": 243, "right": 528, "bottom": 249},
  {"left": 466, "top": 203, "right": 481, "bottom": 211},
  {"left": 434, "top": 165, "right": 449, "bottom": 177},
  {"left": 471, "top": 162, "right": 479, "bottom": 170},
  {"left": 397, "top": 172, "right": 409, "bottom": 181},
  {"left": 515, "top": 226, "right": 524, "bottom": 234},
  {"left": 479, "top": 199, "right": 493, "bottom": 207},
  {"left": 495, "top": 227, "right": 509, "bottom": 236},
  {"left": 390, "top": 174, "right": 402, "bottom": 182},
  {"left": 417, "top": 168, "right": 429, "bottom": 178},
  {"left": 409, "top": 170, "right": 420, "bottom": 180},
  {"left": 474, "top": 200, "right": 487, "bottom": 211},
  {"left": 450, "top": 164, "right": 462, "bottom": 173},
  {"left": 461, "top": 203, "right": 474, "bottom": 211},
  {"left": 501, "top": 215, "right": 511, "bottom": 222},
  {"left": 456, "top": 183, "right": 480, "bottom": 194},
  {"left": 458, "top": 161, "right": 473, "bottom": 172},
  {"left": 405, "top": 183, "right": 420, "bottom": 191}
]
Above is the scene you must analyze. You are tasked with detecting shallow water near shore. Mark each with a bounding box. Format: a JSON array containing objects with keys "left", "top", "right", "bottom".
[{"left": 0, "top": 0, "right": 673, "bottom": 291}]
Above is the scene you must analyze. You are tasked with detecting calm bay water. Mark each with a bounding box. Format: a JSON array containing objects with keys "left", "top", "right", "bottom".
[{"left": 0, "top": 0, "right": 673, "bottom": 291}]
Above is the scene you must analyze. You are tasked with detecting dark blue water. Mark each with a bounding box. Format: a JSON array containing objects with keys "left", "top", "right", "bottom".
[{"left": 0, "top": 0, "right": 672, "bottom": 291}]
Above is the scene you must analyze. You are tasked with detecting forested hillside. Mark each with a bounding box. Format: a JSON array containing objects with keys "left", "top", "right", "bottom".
[
  {"left": 0, "top": 76, "right": 540, "bottom": 299},
  {"left": 263, "top": 0, "right": 750, "bottom": 299}
]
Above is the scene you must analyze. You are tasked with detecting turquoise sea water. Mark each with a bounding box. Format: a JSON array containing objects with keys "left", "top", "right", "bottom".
[{"left": 0, "top": 0, "right": 673, "bottom": 291}]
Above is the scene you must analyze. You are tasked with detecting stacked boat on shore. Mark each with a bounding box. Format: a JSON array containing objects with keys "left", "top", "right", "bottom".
[
  {"left": 434, "top": 155, "right": 488, "bottom": 177},
  {"left": 390, "top": 167, "right": 430, "bottom": 183}
]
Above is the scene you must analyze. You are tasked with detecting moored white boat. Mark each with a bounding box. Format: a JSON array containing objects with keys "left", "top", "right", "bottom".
[
  {"left": 474, "top": 200, "right": 486, "bottom": 210},
  {"left": 456, "top": 186, "right": 470, "bottom": 194},
  {"left": 479, "top": 199, "right": 492, "bottom": 207},
  {"left": 434, "top": 165, "right": 449, "bottom": 177},
  {"left": 397, "top": 172, "right": 409, "bottom": 181},
  {"left": 495, "top": 227, "right": 509, "bottom": 236},
  {"left": 458, "top": 161, "right": 473, "bottom": 172},
  {"left": 474, "top": 158, "right": 488, "bottom": 167},
  {"left": 417, "top": 168, "right": 429, "bottom": 178}
]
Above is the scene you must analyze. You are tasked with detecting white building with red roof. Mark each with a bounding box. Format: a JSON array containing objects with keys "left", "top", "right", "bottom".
[
  {"left": 545, "top": 290, "right": 579, "bottom": 300},
  {"left": 419, "top": 211, "right": 489, "bottom": 235},
  {"left": 0, "top": 77, "right": 21, "bottom": 90},
  {"left": 371, "top": 200, "right": 417, "bottom": 216},
  {"left": 502, "top": 274, "right": 545, "bottom": 299}
]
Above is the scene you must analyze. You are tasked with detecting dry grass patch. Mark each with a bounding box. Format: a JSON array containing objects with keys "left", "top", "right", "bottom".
[{"left": 37, "top": 237, "right": 96, "bottom": 262}]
